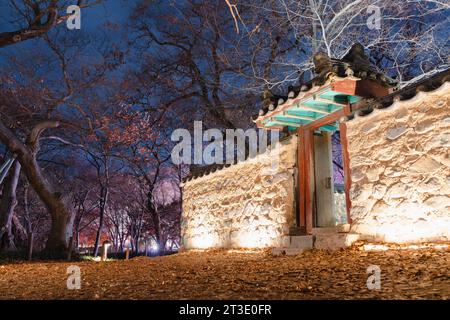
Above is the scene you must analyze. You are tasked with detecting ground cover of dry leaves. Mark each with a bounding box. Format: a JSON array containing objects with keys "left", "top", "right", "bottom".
[{"left": 0, "top": 243, "right": 448, "bottom": 300}]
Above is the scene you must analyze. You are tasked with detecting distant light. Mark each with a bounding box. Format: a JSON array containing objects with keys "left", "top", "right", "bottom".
[{"left": 151, "top": 243, "right": 159, "bottom": 252}]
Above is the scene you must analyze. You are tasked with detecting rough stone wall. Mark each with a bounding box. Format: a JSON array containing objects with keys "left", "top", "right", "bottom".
[
  {"left": 181, "top": 136, "right": 297, "bottom": 249},
  {"left": 346, "top": 83, "right": 450, "bottom": 243},
  {"left": 334, "top": 192, "right": 347, "bottom": 225}
]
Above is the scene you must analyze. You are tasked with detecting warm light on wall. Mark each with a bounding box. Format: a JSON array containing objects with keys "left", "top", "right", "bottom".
[
  {"left": 352, "top": 201, "right": 450, "bottom": 243},
  {"left": 234, "top": 226, "right": 280, "bottom": 248},
  {"left": 190, "top": 232, "right": 218, "bottom": 249},
  {"left": 187, "top": 223, "right": 282, "bottom": 249}
]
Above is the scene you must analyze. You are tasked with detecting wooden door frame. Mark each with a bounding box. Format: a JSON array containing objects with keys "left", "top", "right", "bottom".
[{"left": 297, "top": 106, "right": 352, "bottom": 233}]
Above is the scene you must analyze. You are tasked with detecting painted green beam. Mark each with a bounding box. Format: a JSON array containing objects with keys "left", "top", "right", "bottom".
[
  {"left": 319, "top": 91, "right": 349, "bottom": 102},
  {"left": 319, "top": 124, "right": 338, "bottom": 132},
  {"left": 320, "top": 91, "right": 361, "bottom": 105},
  {"left": 348, "top": 95, "right": 360, "bottom": 104},
  {"left": 314, "top": 97, "right": 347, "bottom": 108},
  {"left": 281, "top": 111, "right": 315, "bottom": 121},
  {"left": 267, "top": 118, "right": 303, "bottom": 127},
  {"left": 292, "top": 103, "right": 330, "bottom": 115},
  {"left": 285, "top": 109, "right": 318, "bottom": 119},
  {"left": 303, "top": 100, "right": 335, "bottom": 111}
]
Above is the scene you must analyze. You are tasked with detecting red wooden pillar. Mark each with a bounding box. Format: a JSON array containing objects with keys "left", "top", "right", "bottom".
[
  {"left": 297, "top": 129, "right": 306, "bottom": 229},
  {"left": 297, "top": 128, "right": 315, "bottom": 234},
  {"left": 339, "top": 122, "right": 353, "bottom": 224}
]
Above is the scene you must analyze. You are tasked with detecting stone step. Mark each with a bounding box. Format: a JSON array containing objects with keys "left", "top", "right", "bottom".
[
  {"left": 280, "top": 235, "right": 314, "bottom": 249},
  {"left": 273, "top": 230, "right": 358, "bottom": 254},
  {"left": 272, "top": 247, "right": 305, "bottom": 256},
  {"left": 290, "top": 235, "right": 314, "bottom": 249},
  {"left": 314, "top": 233, "right": 360, "bottom": 250}
]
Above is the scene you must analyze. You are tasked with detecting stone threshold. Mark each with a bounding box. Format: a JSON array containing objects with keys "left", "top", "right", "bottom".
[{"left": 273, "top": 225, "right": 359, "bottom": 255}]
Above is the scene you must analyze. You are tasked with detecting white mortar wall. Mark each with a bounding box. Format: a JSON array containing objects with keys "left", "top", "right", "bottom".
[
  {"left": 346, "top": 83, "right": 450, "bottom": 243},
  {"left": 181, "top": 136, "right": 297, "bottom": 249}
]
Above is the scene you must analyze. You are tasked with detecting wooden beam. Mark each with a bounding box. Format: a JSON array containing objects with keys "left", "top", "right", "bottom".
[
  {"left": 318, "top": 124, "right": 338, "bottom": 132},
  {"left": 282, "top": 112, "right": 315, "bottom": 121},
  {"left": 270, "top": 118, "right": 303, "bottom": 127},
  {"left": 297, "top": 127, "right": 314, "bottom": 233},
  {"left": 303, "top": 109, "right": 345, "bottom": 130},
  {"left": 293, "top": 104, "right": 330, "bottom": 115},
  {"left": 304, "top": 129, "right": 314, "bottom": 234},
  {"left": 355, "top": 79, "right": 392, "bottom": 98},
  {"left": 332, "top": 78, "right": 391, "bottom": 98},
  {"left": 331, "top": 79, "right": 357, "bottom": 95},
  {"left": 260, "top": 124, "right": 284, "bottom": 131},
  {"left": 298, "top": 129, "right": 306, "bottom": 229},
  {"left": 313, "top": 97, "right": 347, "bottom": 108},
  {"left": 257, "top": 119, "right": 286, "bottom": 130},
  {"left": 339, "top": 122, "right": 353, "bottom": 224}
]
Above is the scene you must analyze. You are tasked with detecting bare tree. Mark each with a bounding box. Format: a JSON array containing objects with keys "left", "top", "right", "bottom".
[
  {"left": 0, "top": 0, "right": 101, "bottom": 255},
  {"left": 0, "top": 159, "right": 21, "bottom": 250},
  {"left": 245, "top": 0, "right": 449, "bottom": 86}
]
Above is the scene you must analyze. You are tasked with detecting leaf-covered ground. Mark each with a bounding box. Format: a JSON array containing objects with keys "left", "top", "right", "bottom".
[{"left": 0, "top": 244, "right": 448, "bottom": 300}]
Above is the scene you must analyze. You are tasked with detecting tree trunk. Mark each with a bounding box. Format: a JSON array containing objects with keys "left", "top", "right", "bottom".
[
  {"left": 0, "top": 120, "right": 73, "bottom": 256},
  {"left": 23, "top": 183, "right": 33, "bottom": 260},
  {"left": 67, "top": 236, "right": 74, "bottom": 260},
  {"left": 74, "top": 229, "right": 80, "bottom": 252},
  {"left": 135, "top": 229, "right": 141, "bottom": 254},
  {"left": 150, "top": 209, "right": 162, "bottom": 254},
  {"left": 93, "top": 186, "right": 108, "bottom": 257},
  {"left": 27, "top": 232, "right": 34, "bottom": 261},
  {"left": 0, "top": 159, "right": 21, "bottom": 251},
  {"left": 45, "top": 213, "right": 72, "bottom": 254},
  {"left": 146, "top": 190, "right": 163, "bottom": 255},
  {"left": 155, "top": 217, "right": 162, "bottom": 253}
]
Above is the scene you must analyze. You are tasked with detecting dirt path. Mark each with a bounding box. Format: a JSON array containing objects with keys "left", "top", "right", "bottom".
[{"left": 0, "top": 246, "right": 448, "bottom": 299}]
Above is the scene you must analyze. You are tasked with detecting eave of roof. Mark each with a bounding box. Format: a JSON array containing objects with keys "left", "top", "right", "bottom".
[
  {"left": 345, "top": 67, "right": 450, "bottom": 121},
  {"left": 254, "top": 74, "right": 362, "bottom": 132}
]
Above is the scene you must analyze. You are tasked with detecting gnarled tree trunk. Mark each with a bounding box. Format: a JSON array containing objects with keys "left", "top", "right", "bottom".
[
  {"left": 20, "top": 142, "right": 73, "bottom": 255},
  {"left": 0, "top": 120, "right": 73, "bottom": 256},
  {"left": 0, "top": 159, "right": 21, "bottom": 251}
]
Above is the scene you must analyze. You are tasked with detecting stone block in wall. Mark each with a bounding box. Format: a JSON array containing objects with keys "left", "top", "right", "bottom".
[{"left": 346, "top": 84, "right": 450, "bottom": 243}]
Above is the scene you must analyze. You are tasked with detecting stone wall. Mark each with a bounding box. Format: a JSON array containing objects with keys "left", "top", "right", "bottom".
[
  {"left": 334, "top": 191, "right": 347, "bottom": 225},
  {"left": 346, "top": 83, "right": 450, "bottom": 243},
  {"left": 181, "top": 136, "right": 297, "bottom": 249}
]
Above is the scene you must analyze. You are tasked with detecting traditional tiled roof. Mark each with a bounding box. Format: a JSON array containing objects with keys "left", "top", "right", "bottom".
[
  {"left": 255, "top": 43, "right": 398, "bottom": 125},
  {"left": 345, "top": 67, "right": 450, "bottom": 121},
  {"left": 187, "top": 163, "right": 230, "bottom": 181}
]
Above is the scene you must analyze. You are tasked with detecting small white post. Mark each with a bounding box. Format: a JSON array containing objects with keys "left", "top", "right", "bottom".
[{"left": 101, "top": 241, "right": 111, "bottom": 261}]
